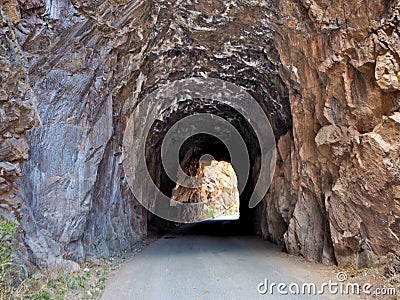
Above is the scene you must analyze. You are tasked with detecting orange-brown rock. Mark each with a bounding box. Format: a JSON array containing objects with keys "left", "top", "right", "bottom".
[
  {"left": 171, "top": 159, "right": 240, "bottom": 221},
  {"left": 263, "top": 0, "right": 400, "bottom": 266}
]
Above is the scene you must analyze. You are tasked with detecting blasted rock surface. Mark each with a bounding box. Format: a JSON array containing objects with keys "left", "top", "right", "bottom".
[
  {"left": 0, "top": 9, "right": 39, "bottom": 219},
  {"left": 262, "top": 0, "right": 400, "bottom": 266}
]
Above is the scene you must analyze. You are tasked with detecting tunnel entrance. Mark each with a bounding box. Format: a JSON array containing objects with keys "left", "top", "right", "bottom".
[
  {"left": 116, "top": 75, "right": 291, "bottom": 239},
  {"left": 145, "top": 98, "right": 263, "bottom": 233}
]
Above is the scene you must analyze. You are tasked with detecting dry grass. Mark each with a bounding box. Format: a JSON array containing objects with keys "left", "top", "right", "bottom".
[{"left": 0, "top": 219, "right": 157, "bottom": 300}]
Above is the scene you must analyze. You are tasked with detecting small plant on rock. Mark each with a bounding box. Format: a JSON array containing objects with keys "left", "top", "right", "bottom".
[{"left": 0, "top": 216, "right": 20, "bottom": 299}]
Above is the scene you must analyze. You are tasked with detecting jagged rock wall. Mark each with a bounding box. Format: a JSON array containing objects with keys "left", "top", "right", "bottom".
[
  {"left": 0, "top": 0, "right": 399, "bottom": 269},
  {"left": 0, "top": 8, "right": 39, "bottom": 225},
  {"left": 0, "top": 7, "right": 41, "bottom": 268},
  {"left": 15, "top": 1, "right": 151, "bottom": 266},
  {"left": 262, "top": 0, "right": 400, "bottom": 266}
]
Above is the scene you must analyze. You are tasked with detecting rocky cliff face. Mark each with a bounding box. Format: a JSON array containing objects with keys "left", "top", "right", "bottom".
[
  {"left": 0, "top": 7, "right": 39, "bottom": 238},
  {"left": 264, "top": 0, "right": 400, "bottom": 266},
  {"left": 0, "top": 0, "right": 399, "bottom": 269}
]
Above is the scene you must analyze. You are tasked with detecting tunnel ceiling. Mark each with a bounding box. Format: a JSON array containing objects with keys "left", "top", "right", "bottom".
[{"left": 139, "top": 1, "right": 292, "bottom": 140}]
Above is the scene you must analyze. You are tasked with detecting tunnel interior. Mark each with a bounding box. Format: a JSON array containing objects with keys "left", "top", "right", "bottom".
[
  {"left": 130, "top": 0, "right": 293, "bottom": 237},
  {"left": 145, "top": 97, "right": 268, "bottom": 233},
  {"left": 178, "top": 133, "right": 232, "bottom": 168}
]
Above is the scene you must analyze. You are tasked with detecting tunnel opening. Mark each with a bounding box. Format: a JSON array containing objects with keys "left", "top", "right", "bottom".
[
  {"left": 145, "top": 98, "right": 263, "bottom": 234},
  {"left": 159, "top": 133, "right": 233, "bottom": 198},
  {"left": 172, "top": 134, "right": 240, "bottom": 220}
]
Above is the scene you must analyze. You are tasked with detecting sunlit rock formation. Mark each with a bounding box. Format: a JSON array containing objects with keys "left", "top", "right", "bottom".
[{"left": 171, "top": 155, "right": 240, "bottom": 221}]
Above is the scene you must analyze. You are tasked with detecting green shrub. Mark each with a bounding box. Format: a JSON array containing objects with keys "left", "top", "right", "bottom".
[
  {"left": 205, "top": 207, "right": 216, "bottom": 219},
  {"left": 0, "top": 217, "right": 19, "bottom": 299},
  {"left": 32, "top": 290, "right": 51, "bottom": 300}
]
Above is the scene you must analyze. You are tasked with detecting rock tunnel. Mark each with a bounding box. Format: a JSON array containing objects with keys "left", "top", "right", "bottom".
[
  {"left": 1, "top": 0, "right": 399, "bottom": 270},
  {"left": 142, "top": 87, "right": 290, "bottom": 231}
]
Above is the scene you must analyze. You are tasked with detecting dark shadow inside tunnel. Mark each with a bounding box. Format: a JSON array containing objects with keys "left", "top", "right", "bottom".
[
  {"left": 145, "top": 98, "right": 264, "bottom": 235},
  {"left": 178, "top": 134, "right": 232, "bottom": 167}
]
